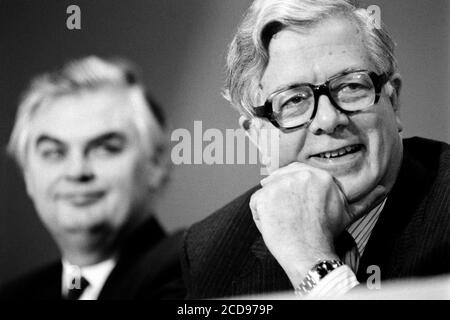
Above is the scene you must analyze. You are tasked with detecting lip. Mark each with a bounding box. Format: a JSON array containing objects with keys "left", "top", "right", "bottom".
[
  {"left": 309, "top": 143, "right": 364, "bottom": 158},
  {"left": 58, "top": 191, "right": 106, "bottom": 206},
  {"left": 307, "top": 143, "right": 366, "bottom": 172}
]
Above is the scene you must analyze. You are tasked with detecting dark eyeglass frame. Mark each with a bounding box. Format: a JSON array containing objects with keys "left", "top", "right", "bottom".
[{"left": 253, "top": 69, "right": 389, "bottom": 132}]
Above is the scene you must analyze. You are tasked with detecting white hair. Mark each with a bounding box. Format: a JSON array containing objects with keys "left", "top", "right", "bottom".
[{"left": 224, "top": 0, "right": 398, "bottom": 114}]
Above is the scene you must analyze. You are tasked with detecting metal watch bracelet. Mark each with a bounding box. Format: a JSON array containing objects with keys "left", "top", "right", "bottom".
[{"left": 295, "top": 259, "right": 344, "bottom": 296}]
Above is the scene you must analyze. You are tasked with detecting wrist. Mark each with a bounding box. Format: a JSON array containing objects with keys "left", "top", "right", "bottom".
[
  {"left": 294, "top": 259, "right": 345, "bottom": 296},
  {"left": 281, "top": 252, "right": 340, "bottom": 288}
]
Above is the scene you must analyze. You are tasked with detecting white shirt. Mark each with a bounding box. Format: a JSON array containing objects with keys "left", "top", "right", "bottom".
[{"left": 62, "top": 258, "right": 117, "bottom": 300}]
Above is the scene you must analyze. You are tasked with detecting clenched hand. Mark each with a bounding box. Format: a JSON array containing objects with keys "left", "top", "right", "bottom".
[{"left": 249, "top": 162, "right": 386, "bottom": 286}]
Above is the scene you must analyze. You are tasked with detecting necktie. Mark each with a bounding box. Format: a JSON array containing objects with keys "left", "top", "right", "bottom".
[
  {"left": 335, "top": 231, "right": 360, "bottom": 272},
  {"left": 66, "top": 276, "right": 89, "bottom": 300}
]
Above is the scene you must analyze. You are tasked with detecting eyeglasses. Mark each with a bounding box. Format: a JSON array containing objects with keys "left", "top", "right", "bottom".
[{"left": 254, "top": 70, "right": 389, "bottom": 132}]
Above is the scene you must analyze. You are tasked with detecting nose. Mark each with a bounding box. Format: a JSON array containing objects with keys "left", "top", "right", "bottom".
[
  {"left": 308, "top": 95, "right": 349, "bottom": 135},
  {"left": 65, "top": 152, "right": 94, "bottom": 182}
]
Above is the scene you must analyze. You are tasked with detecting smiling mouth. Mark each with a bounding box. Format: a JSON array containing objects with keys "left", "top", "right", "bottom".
[
  {"left": 60, "top": 191, "right": 105, "bottom": 206},
  {"left": 312, "top": 144, "right": 364, "bottom": 159}
]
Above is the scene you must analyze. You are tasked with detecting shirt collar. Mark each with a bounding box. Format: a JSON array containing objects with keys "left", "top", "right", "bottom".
[
  {"left": 347, "top": 197, "right": 387, "bottom": 256},
  {"left": 62, "top": 257, "right": 117, "bottom": 299}
]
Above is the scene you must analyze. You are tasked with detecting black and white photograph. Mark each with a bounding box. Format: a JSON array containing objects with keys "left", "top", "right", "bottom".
[{"left": 0, "top": 0, "right": 448, "bottom": 310}]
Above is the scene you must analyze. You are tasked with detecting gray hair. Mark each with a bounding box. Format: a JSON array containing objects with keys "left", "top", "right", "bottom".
[
  {"left": 8, "top": 56, "right": 170, "bottom": 185},
  {"left": 224, "top": 0, "right": 398, "bottom": 114}
]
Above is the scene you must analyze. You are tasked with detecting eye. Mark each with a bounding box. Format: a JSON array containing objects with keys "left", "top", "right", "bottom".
[
  {"left": 91, "top": 139, "right": 126, "bottom": 157},
  {"left": 336, "top": 79, "right": 372, "bottom": 94},
  {"left": 283, "top": 92, "right": 310, "bottom": 107},
  {"left": 278, "top": 90, "right": 312, "bottom": 117},
  {"left": 342, "top": 83, "right": 369, "bottom": 91},
  {"left": 286, "top": 95, "right": 305, "bottom": 106},
  {"left": 39, "top": 148, "right": 66, "bottom": 161}
]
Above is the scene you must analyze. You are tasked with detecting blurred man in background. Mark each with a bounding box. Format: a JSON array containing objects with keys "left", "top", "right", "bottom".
[{"left": 0, "top": 56, "right": 184, "bottom": 299}]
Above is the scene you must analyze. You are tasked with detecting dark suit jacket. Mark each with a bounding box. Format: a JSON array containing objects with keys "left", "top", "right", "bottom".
[
  {"left": 0, "top": 217, "right": 185, "bottom": 300},
  {"left": 182, "top": 137, "right": 450, "bottom": 298}
]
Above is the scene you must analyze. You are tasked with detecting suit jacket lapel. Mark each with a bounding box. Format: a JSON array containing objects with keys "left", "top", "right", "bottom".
[
  {"left": 98, "top": 217, "right": 166, "bottom": 299},
  {"left": 35, "top": 262, "right": 63, "bottom": 299},
  {"left": 47, "top": 264, "right": 63, "bottom": 300}
]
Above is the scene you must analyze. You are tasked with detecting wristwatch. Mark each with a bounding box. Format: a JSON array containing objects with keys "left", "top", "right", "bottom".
[{"left": 295, "top": 259, "right": 344, "bottom": 296}]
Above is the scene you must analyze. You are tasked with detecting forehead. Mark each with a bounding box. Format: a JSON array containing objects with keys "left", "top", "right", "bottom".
[
  {"left": 261, "top": 17, "right": 372, "bottom": 92},
  {"left": 29, "top": 88, "right": 138, "bottom": 144}
]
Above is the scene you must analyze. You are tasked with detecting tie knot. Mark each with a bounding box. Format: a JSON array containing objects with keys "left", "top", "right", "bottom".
[{"left": 66, "top": 275, "right": 89, "bottom": 300}]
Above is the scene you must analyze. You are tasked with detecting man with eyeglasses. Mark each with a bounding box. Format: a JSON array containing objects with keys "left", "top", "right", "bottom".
[{"left": 182, "top": 0, "right": 450, "bottom": 299}]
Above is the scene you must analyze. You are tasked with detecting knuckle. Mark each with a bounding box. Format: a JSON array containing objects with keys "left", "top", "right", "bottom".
[
  {"left": 261, "top": 184, "right": 279, "bottom": 201},
  {"left": 286, "top": 162, "right": 302, "bottom": 169},
  {"left": 251, "top": 188, "right": 269, "bottom": 208},
  {"left": 249, "top": 192, "right": 259, "bottom": 209},
  {"left": 284, "top": 175, "right": 299, "bottom": 188},
  {"left": 322, "top": 172, "right": 334, "bottom": 183},
  {"left": 250, "top": 190, "right": 260, "bottom": 203},
  {"left": 293, "top": 168, "right": 313, "bottom": 182}
]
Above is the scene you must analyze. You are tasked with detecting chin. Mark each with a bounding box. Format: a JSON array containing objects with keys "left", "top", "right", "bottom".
[
  {"left": 55, "top": 209, "right": 105, "bottom": 232},
  {"left": 336, "top": 173, "right": 378, "bottom": 203}
]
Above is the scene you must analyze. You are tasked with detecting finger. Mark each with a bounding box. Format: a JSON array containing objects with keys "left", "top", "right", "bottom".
[
  {"left": 249, "top": 191, "right": 263, "bottom": 233},
  {"left": 260, "top": 162, "right": 313, "bottom": 186},
  {"left": 330, "top": 176, "right": 354, "bottom": 225},
  {"left": 249, "top": 191, "right": 260, "bottom": 221}
]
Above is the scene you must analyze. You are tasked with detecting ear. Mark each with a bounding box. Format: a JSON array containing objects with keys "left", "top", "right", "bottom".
[
  {"left": 23, "top": 168, "right": 35, "bottom": 199},
  {"left": 239, "top": 115, "right": 263, "bottom": 149},
  {"left": 239, "top": 115, "right": 272, "bottom": 167},
  {"left": 387, "top": 73, "right": 402, "bottom": 109},
  {"left": 145, "top": 150, "right": 168, "bottom": 191},
  {"left": 386, "top": 73, "right": 403, "bottom": 132},
  {"left": 238, "top": 88, "right": 265, "bottom": 139}
]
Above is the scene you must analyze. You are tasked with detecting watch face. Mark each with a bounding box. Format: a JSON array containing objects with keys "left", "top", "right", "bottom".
[
  {"left": 317, "top": 266, "right": 329, "bottom": 278},
  {"left": 314, "top": 260, "right": 344, "bottom": 278},
  {"left": 297, "top": 260, "right": 344, "bottom": 296}
]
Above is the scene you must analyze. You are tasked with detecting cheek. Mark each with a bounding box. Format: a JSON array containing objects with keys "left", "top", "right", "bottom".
[
  {"left": 359, "top": 109, "right": 400, "bottom": 175},
  {"left": 26, "top": 163, "right": 61, "bottom": 200},
  {"left": 278, "top": 131, "right": 307, "bottom": 166},
  {"left": 25, "top": 169, "right": 62, "bottom": 229},
  {"left": 100, "top": 156, "right": 147, "bottom": 200},
  {"left": 371, "top": 108, "right": 398, "bottom": 148},
  {"left": 91, "top": 159, "right": 145, "bottom": 226}
]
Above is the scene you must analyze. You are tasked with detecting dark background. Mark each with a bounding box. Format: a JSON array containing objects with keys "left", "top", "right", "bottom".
[{"left": 0, "top": 0, "right": 448, "bottom": 286}]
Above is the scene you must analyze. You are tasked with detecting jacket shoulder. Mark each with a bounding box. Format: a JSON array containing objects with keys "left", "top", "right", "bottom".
[
  {"left": 402, "top": 137, "right": 450, "bottom": 275},
  {"left": 132, "top": 230, "right": 186, "bottom": 299},
  {"left": 100, "top": 224, "right": 186, "bottom": 300},
  {"left": 403, "top": 136, "right": 450, "bottom": 179},
  {"left": 182, "top": 185, "right": 261, "bottom": 297},
  {"left": 184, "top": 185, "right": 260, "bottom": 259},
  {"left": 0, "top": 262, "right": 61, "bottom": 299}
]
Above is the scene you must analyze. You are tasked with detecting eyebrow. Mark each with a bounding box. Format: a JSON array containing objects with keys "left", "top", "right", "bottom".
[
  {"left": 86, "top": 132, "right": 128, "bottom": 148},
  {"left": 263, "top": 66, "right": 365, "bottom": 96},
  {"left": 35, "top": 135, "right": 65, "bottom": 148},
  {"left": 35, "top": 132, "right": 128, "bottom": 150}
]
